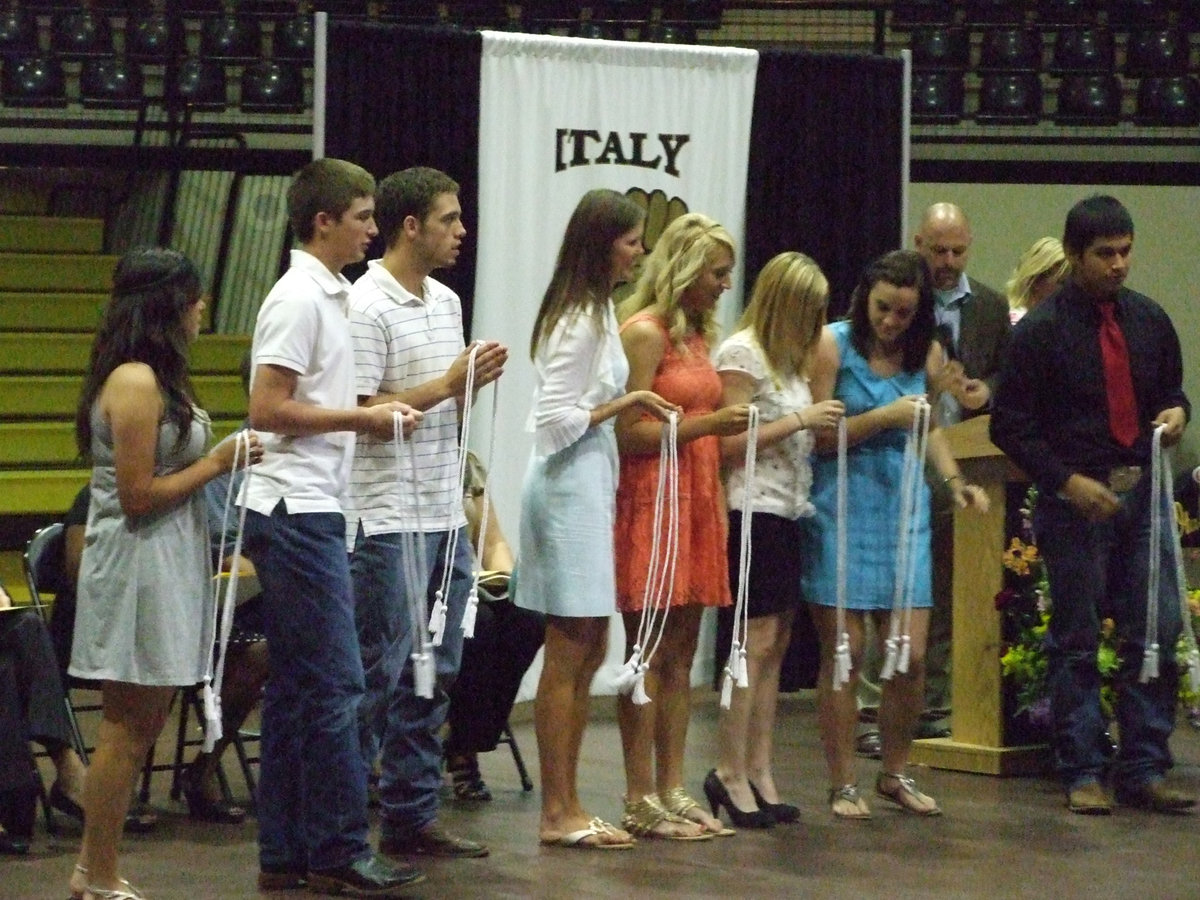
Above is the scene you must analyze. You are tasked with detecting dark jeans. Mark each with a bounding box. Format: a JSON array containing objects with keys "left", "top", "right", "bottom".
[
  {"left": 445, "top": 598, "right": 544, "bottom": 755},
  {"left": 1035, "top": 477, "right": 1183, "bottom": 791},
  {"left": 351, "top": 527, "right": 470, "bottom": 836},
  {"left": 243, "top": 504, "right": 370, "bottom": 873}
]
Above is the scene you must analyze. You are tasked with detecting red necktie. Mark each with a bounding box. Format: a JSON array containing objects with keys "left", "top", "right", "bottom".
[{"left": 1098, "top": 301, "right": 1139, "bottom": 447}]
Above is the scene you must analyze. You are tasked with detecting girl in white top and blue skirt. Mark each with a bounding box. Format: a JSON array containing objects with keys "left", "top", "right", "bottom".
[{"left": 514, "top": 189, "right": 676, "bottom": 850}]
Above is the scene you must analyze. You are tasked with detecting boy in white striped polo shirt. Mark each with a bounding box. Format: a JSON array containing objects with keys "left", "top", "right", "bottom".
[{"left": 346, "top": 167, "right": 506, "bottom": 861}]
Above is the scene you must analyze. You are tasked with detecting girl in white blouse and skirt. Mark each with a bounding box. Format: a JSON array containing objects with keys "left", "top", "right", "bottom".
[{"left": 514, "top": 189, "right": 675, "bottom": 850}]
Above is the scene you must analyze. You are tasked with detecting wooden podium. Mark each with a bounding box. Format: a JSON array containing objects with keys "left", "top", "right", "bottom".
[{"left": 908, "top": 415, "right": 1052, "bottom": 776}]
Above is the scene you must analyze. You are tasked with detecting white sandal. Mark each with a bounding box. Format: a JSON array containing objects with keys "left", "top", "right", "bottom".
[{"left": 84, "top": 887, "right": 144, "bottom": 900}]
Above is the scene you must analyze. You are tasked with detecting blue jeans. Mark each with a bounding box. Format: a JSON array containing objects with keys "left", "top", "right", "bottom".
[
  {"left": 244, "top": 504, "right": 370, "bottom": 872},
  {"left": 1035, "top": 478, "right": 1182, "bottom": 791},
  {"left": 351, "top": 527, "right": 470, "bottom": 835}
]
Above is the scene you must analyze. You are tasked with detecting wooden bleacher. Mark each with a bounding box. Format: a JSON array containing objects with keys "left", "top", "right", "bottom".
[{"left": 0, "top": 214, "right": 249, "bottom": 601}]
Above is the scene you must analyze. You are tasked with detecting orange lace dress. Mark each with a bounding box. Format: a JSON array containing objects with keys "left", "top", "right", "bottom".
[{"left": 614, "top": 312, "right": 731, "bottom": 612}]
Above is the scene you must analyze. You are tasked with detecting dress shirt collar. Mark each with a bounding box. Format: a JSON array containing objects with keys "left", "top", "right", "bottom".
[
  {"left": 365, "top": 259, "right": 429, "bottom": 307},
  {"left": 1058, "top": 277, "right": 1127, "bottom": 324},
  {"left": 934, "top": 272, "right": 971, "bottom": 310},
  {"left": 289, "top": 248, "right": 352, "bottom": 312}
]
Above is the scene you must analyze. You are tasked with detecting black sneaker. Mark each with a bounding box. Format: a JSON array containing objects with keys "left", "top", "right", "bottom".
[{"left": 306, "top": 854, "right": 424, "bottom": 897}]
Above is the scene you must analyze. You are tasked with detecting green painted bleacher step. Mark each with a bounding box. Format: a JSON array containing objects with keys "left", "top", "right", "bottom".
[
  {"left": 0, "top": 468, "right": 89, "bottom": 515},
  {"left": 0, "top": 215, "right": 104, "bottom": 255},
  {"left": 0, "top": 374, "right": 248, "bottom": 418},
  {"left": 0, "top": 332, "right": 251, "bottom": 374},
  {"left": 0, "top": 252, "right": 118, "bottom": 292},
  {"left": 0, "top": 292, "right": 107, "bottom": 331},
  {"left": 0, "top": 418, "right": 246, "bottom": 466}
]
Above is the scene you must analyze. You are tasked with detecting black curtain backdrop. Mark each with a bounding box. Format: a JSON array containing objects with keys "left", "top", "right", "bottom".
[
  {"left": 325, "top": 22, "right": 482, "bottom": 333},
  {"left": 741, "top": 51, "right": 903, "bottom": 690},
  {"left": 744, "top": 51, "right": 905, "bottom": 319}
]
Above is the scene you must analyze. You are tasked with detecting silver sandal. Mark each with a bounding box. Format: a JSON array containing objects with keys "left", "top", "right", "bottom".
[
  {"left": 84, "top": 880, "right": 144, "bottom": 900},
  {"left": 829, "top": 783, "right": 871, "bottom": 819}
]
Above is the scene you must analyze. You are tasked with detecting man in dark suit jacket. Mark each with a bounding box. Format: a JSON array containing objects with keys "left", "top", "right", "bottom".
[
  {"left": 915, "top": 202, "right": 1011, "bottom": 423},
  {"left": 916, "top": 202, "right": 1012, "bottom": 732}
]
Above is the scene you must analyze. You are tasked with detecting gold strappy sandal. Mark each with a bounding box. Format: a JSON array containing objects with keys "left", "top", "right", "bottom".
[
  {"left": 621, "top": 794, "right": 712, "bottom": 841},
  {"left": 660, "top": 786, "right": 735, "bottom": 837}
]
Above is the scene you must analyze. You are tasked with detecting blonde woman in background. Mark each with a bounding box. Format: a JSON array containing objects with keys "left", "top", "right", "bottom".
[
  {"left": 707, "top": 252, "right": 844, "bottom": 829},
  {"left": 1005, "top": 237, "right": 1069, "bottom": 324},
  {"left": 613, "top": 213, "right": 750, "bottom": 840}
]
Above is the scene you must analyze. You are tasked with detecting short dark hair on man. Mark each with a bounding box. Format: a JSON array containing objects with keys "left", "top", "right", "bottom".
[
  {"left": 287, "top": 158, "right": 375, "bottom": 244},
  {"left": 1063, "top": 194, "right": 1134, "bottom": 257},
  {"left": 375, "top": 167, "right": 460, "bottom": 248},
  {"left": 846, "top": 249, "right": 935, "bottom": 374}
]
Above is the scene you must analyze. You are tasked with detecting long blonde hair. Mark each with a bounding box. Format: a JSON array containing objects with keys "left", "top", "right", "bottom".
[
  {"left": 737, "top": 251, "right": 828, "bottom": 384},
  {"left": 616, "top": 212, "right": 734, "bottom": 351},
  {"left": 1005, "top": 236, "right": 1069, "bottom": 312}
]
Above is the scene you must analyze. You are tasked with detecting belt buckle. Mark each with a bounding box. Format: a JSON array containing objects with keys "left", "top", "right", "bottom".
[{"left": 1108, "top": 465, "right": 1142, "bottom": 493}]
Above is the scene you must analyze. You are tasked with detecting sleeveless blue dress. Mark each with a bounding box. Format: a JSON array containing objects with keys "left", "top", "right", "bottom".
[{"left": 803, "top": 320, "right": 932, "bottom": 610}]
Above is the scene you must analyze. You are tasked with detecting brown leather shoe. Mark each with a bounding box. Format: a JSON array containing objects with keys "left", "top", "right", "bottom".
[
  {"left": 1067, "top": 781, "right": 1113, "bottom": 815},
  {"left": 256, "top": 867, "right": 306, "bottom": 891},
  {"left": 380, "top": 824, "right": 489, "bottom": 859},
  {"left": 1115, "top": 779, "right": 1197, "bottom": 814}
]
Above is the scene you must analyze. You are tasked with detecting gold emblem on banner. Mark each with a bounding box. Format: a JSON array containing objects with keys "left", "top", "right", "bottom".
[{"left": 614, "top": 188, "right": 688, "bottom": 301}]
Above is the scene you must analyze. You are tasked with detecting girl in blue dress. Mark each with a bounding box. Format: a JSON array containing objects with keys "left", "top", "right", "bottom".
[{"left": 804, "top": 250, "right": 988, "bottom": 819}]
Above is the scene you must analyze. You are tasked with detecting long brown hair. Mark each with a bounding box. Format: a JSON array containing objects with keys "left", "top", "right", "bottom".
[
  {"left": 530, "top": 189, "right": 645, "bottom": 358},
  {"left": 76, "top": 248, "right": 202, "bottom": 458},
  {"left": 846, "top": 249, "right": 934, "bottom": 374}
]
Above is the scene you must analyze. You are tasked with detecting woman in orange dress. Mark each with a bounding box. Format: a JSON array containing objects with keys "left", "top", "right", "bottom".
[{"left": 613, "top": 213, "right": 750, "bottom": 839}]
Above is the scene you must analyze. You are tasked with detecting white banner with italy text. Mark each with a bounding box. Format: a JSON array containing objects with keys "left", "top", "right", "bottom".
[{"left": 471, "top": 31, "right": 757, "bottom": 698}]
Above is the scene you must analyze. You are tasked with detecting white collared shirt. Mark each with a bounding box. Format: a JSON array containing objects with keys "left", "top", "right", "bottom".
[{"left": 242, "top": 249, "right": 358, "bottom": 515}]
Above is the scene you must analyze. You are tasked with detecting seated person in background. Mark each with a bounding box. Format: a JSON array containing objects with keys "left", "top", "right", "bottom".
[
  {"left": 185, "top": 348, "right": 267, "bottom": 823},
  {"left": 43, "top": 489, "right": 159, "bottom": 834},
  {"left": 46, "top": 487, "right": 88, "bottom": 685},
  {"left": 0, "top": 580, "right": 88, "bottom": 849},
  {"left": 186, "top": 463, "right": 269, "bottom": 824},
  {"left": 443, "top": 452, "right": 545, "bottom": 802}
]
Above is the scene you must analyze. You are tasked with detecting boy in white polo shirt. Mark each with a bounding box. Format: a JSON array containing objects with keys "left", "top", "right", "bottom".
[{"left": 241, "top": 157, "right": 423, "bottom": 898}]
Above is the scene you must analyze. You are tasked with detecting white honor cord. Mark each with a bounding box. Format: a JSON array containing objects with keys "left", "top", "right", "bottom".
[
  {"left": 203, "top": 429, "right": 254, "bottom": 751},
  {"left": 833, "top": 417, "right": 851, "bottom": 691},
  {"left": 1144, "top": 424, "right": 1200, "bottom": 689},
  {"left": 429, "top": 342, "right": 481, "bottom": 647},
  {"left": 881, "top": 399, "right": 932, "bottom": 681},
  {"left": 462, "top": 368, "right": 501, "bottom": 640},
  {"left": 720, "top": 405, "right": 759, "bottom": 710},
  {"left": 394, "top": 412, "right": 435, "bottom": 698},
  {"left": 616, "top": 411, "right": 680, "bottom": 705}
]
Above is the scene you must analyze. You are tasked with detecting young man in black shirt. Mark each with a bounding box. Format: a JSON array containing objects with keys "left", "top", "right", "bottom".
[{"left": 991, "top": 195, "right": 1194, "bottom": 816}]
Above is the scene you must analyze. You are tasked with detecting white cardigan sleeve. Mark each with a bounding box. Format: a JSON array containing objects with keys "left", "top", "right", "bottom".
[{"left": 530, "top": 313, "right": 604, "bottom": 456}]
